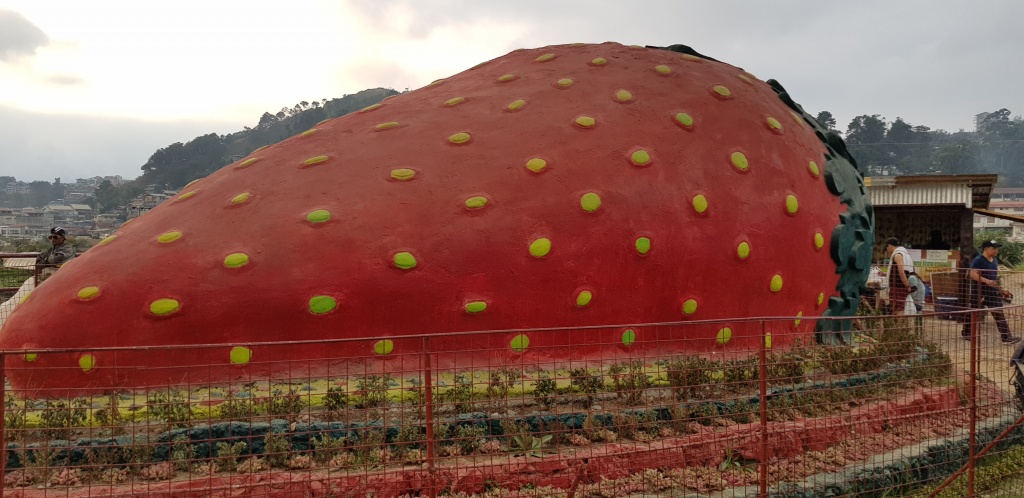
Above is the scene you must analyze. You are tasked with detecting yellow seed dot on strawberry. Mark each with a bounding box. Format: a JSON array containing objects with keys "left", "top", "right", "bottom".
[
  {"left": 786, "top": 195, "right": 799, "bottom": 215},
  {"left": 717, "top": 327, "right": 732, "bottom": 345},
  {"left": 675, "top": 113, "right": 694, "bottom": 128},
  {"left": 526, "top": 158, "right": 548, "bottom": 173},
  {"left": 530, "top": 238, "right": 551, "bottom": 258},
  {"left": 576, "top": 291, "right": 592, "bottom": 307},
  {"left": 575, "top": 116, "right": 596, "bottom": 128},
  {"left": 737, "top": 242, "right": 751, "bottom": 260},
  {"left": 157, "top": 231, "right": 182, "bottom": 243},
  {"left": 731, "top": 152, "right": 749, "bottom": 171},
  {"left": 236, "top": 158, "right": 259, "bottom": 169},
  {"left": 631, "top": 149, "right": 651, "bottom": 166},
  {"left": 692, "top": 195, "right": 709, "bottom": 214},
  {"left": 682, "top": 299, "right": 698, "bottom": 315},
  {"left": 77, "top": 286, "right": 100, "bottom": 300},
  {"left": 391, "top": 168, "right": 416, "bottom": 180},
  {"left": 373, "top": 340, "right": 394, "bottom": 355},
  {"left": 465, "top": 196, "right": 488, "bottom": 209},
  {"left": 230, "top": 347, "right": 252, "bottom": 364}
]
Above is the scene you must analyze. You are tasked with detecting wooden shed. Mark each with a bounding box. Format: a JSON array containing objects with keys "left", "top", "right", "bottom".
[{"left": 866, "top": 174, "right": 998, "bottom": 262}]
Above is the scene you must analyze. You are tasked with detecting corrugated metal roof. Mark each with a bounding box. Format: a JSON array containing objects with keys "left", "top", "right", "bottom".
[{"left": 867, "top": 183, "right": 974, "bottom": 207}]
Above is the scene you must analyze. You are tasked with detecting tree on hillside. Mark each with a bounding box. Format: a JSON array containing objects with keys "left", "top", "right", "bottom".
[
  {"left": 140, "top": 133, "right": 227, "bottom": 188},
  {"left": 932, "top": 141, "right": 978, "bottom": 175},
  {"left": 845, "top": 114, "right": 889, "bottom": 171},
  {"left": 135, "top": 88, "right": 408, "bottom": 189},
  {"left": 93, "top": 180, "right": 140, "bottom": 213},
  {"left": 977, "top": 109, "right": 1024, "bottom": 185},
  {"left": 884, "top": 118, "right": 933, "bottom": 174},
  {"left": 27, "top": 181, "right": 62, "bottom": 206},
  {"left": 815, "top": 111, "right": 837, "bottom": 131}
]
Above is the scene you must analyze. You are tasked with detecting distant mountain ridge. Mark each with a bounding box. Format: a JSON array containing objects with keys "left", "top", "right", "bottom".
[{"left": 137, "top": 88, "right": 399, "bottom": 189}]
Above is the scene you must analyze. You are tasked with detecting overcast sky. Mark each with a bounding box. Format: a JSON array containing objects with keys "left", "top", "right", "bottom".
[{"left": 2, "top": 0, "right": 1022, "bottom": 183}]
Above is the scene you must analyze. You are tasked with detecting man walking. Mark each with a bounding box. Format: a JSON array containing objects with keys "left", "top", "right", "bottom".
[{"left": 963, "top": 240, "right": 1020, "bottom": 344}]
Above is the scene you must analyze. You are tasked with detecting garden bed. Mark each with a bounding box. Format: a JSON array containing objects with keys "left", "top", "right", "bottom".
[{"left": 3, "top": 328, "right": 1004, "bottom": 497}]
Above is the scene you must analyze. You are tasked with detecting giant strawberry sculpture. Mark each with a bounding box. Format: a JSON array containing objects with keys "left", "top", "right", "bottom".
[{"left": 1, "top": 42, "right": 872, "bottom": 393}]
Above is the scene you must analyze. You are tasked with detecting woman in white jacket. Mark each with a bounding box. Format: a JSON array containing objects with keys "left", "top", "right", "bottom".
[{"left": 885, "top": 237, "right": 921, "bottom": 315}]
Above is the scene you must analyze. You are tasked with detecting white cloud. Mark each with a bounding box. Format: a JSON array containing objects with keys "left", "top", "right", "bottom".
[
  {"left": 0, "top": 0, "right": 1023, "bottom": 181},
  {"left": 0, "top": 8, "right": 49, "bottom": 61}
]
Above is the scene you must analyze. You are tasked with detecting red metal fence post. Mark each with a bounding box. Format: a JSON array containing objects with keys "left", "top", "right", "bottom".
[
  {"left": 968, "top": 289, "right": 979, "bottom": 497},
  {"left": 758, "top": 320, "right": 768, "bottom": 498},
  {"left": 422, "top": 337, "right": 437, "bottom": 498},
  {"left": 0, "top": 353, "right": 6, "bottom": 497}
]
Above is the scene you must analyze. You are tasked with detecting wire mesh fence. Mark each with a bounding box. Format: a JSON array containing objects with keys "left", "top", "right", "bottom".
[{"left": 1, "top": 270, "right": 1024, "bottom": 497}]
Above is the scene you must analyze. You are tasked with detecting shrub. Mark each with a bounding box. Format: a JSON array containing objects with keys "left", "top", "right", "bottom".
[
  {"left": 609, "top": 361, "right": 650, "bottom": 405},
  {"left": 665, "top": 357, "right": 711, "bottom": 400},
  {"left": 355, "top": 375, "right": 392, "bottom": 409},
  {"left": 310, "top": 433, "right": 346, "bottom": 464},
  {"left": 261, "top": 386, "right": 306, "bottom": 418},
  {"left": 215, "top": 441, "right": 247, "bottom": 468},
  {"left": 324, "top": 387, "right": 349, "bottom": 412},
  {"left": 146, "top": 389, "right": 192, "bottom": 428},
  {"left": 40, "top": 398, "right": 89, "bottom": 438},
  {"left": 220, "top": 389, "right": 257, "bottom": 420},
  {"left": 263, "top": 431, "right": 291, "bottom": 468},
  {"left": 570, "top": 368, "right": 604, "bottom": 407},
  {"left": 535, "top": 374, "right": 557, "bottom": 410}
]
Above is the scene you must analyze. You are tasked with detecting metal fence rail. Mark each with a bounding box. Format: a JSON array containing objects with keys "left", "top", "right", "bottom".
[{"left": 1, "top": 271, "right": 1023, "bottom": 497}]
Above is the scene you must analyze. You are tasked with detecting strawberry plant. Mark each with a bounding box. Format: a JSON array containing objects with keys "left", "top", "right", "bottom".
[{"left": 510, "top": 432, "right": 553, "bottom": 458}]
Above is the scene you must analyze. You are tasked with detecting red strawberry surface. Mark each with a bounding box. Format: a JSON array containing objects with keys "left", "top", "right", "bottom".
[{"left": 0, "top": 42, "right": 870, "bottom": 394}]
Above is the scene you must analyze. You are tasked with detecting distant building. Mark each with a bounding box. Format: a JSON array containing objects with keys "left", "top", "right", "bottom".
[
  {"left": 126, "top": 189, "right": 177, "bottom": 219},
  {"left": 866, "top": 174, "right": 997, "bottom": 260},
  {"left": 973, "top": 188, "right": 1024, "bottom": 241},
  {"left": 5, "top": 182, "right": 31, "bottom": 194},
  {"left": 975, "top": 112, "right": 993, "bottom": 132}
]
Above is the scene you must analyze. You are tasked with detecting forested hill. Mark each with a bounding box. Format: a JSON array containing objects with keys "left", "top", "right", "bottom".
[
  {"left": 137, "top": 88, "right": 399, "bottom": 189},
  {"left": 144, "top": 103, "right": 1024, "bottom": 190},
  {"left": 814, "top": 109, "right": 1024, "bottom": 185}
]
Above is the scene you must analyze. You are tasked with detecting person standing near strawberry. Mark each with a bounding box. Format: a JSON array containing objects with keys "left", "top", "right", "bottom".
[
  {"left": 885, "top": 237, "right": 918, "bottom": 315},
  {"left": 35, "top": 226, "right": 76, "bottom": 282},
  {"left": 962, "top": 240, "right": 1020, "bottom": 344}
]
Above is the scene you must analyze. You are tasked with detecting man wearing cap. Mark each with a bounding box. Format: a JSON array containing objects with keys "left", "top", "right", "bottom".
[
  {"left": 963, "top": 240, "right": 1020, "bottom": 344},
  {"left": 35, "top": 227, "right": 76, "bottom": 281}
]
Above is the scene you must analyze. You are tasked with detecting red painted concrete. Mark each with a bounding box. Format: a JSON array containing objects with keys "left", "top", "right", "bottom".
[{"left": 1, "top": 42, "right": 842, "bottom": 393}]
